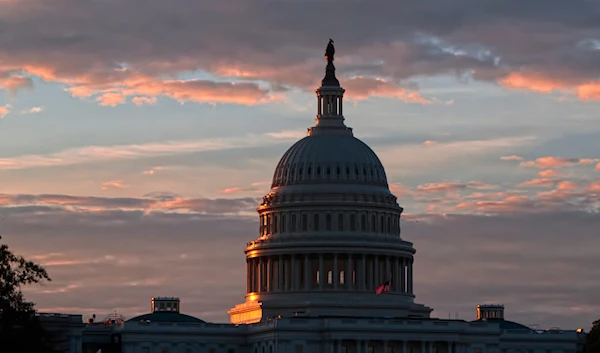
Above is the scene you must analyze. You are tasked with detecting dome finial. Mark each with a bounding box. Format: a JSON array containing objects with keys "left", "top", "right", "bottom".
[
  {"left": 325, "top": 39, "right": 335, "bottom": 64},
  {"left": 322, "top": 39, "right": 340, "bottom": 87}
]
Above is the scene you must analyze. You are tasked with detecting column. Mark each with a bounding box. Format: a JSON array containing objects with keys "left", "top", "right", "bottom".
[
  {"left": 383, "top": 341, "right": 388, "bottom": 353},
  {"left": 385, "top": 256, "right": 390, "bottom": 283},
  {"left": 408, "top": 259, "right": 413, "bottom": 294},
  {"left": 291, "top": 256, "right": 297, "bottom": 290},
  {"left": 401, "top": 341, "right": 406, "bottom": 353},
  {"left": 278, "top": 255, "right": 284, "bottom": 292},
  {"left": 283, "top": 256, "right": 289, "bottom": 291},
  {"left": 319, "top": 254, "right": 325, "bottom": 290},
  {"left": 420, "top": 341, "right": 426, "bottom": 353},
  {"left": 400, "top": 258, "right": 406, "bottom": 293},
  {"left": 447, "top": 342, "right": 452, "bottom": 353},
  {"left": 246, "top": 259, "right": 250, "bottom": 293},
  {"left": 346, "top": 254, "right": 353, "bottom": 289},
  {"left": 304, "top": 254, "right": 311, "bottom": 290},
  {"left": 356, "top": 340, "right": 363, "bottom": 353},
  {"left": 337, "top": 340, "right": 342, "bottom": 353},
  {"left": 394, "top": 257, "right": 400, "bottom": 292},
  {"left": 428, "top": 342, "right": 433, "bottom": 353},
  {"left": 374, "top": 255, "right": 379, "bottom": 287},
  {"left": 333, "top": 254, "right": 339, "bottom": 289},
  {"left": 361, "top": 255, "right": 367, "bottom": 291},
  {"left": 266, "top": 256, "right": 272, "bottom": 291}
]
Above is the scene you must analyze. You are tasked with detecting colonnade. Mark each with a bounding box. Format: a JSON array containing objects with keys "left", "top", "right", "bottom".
[
  {"left": 327, "top": 339, "right": 463, "bottom": 353},
  {"left": 246, "top": 253, "right": 413, "bottom": 295}
]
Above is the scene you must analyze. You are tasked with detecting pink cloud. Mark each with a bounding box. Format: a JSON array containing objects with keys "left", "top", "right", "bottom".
[
  {"left": 500, "top": 155, "right": 523, "bottom": 161},
  {"left": 556, "top": 181, "right": 579, "bottom": 191},
  {"left": 520, "top": 156, "right": 595, "bottom": 169},
  {"left": 343, "top": 77, "right": 431, "bottom": 104},
  {"left": 101, "top": 180, "right": 127, "bottom": 190},
  {"left": 97, "top": 93, "right": 126, "bottom": 107},
  {"left": 538, "top": 169, "right": 562, "bottom": 178},
  {"left": 518, "top": 178, "right": 556, "bottom": 188},
  {"left": 499, "top": 72, "right": 600, "bottom": 102},
  {"left": 0, "top": 72, "right": 33, "bottom": 93},
  {"left": 132, "top": 96, "right": 157, "bottom": 106},
  {"left": 423, "top": 140, "right": 437, "bottom": 146},
  {"left": 0, "top": 104, "right": 9, "bottom": 118},
  {"left": 596, "top": 163, "right": 600, "bottom": 171},
  {"left": 416, "top": 181, "right": 497, "bottom": 195}
]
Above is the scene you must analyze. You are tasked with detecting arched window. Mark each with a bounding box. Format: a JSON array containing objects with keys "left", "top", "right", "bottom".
[
  {"left": 380, "top": 215, "right": 384, "bottom": 233},
  {"left": 291, "top": 214, "right": 297, "bottom": 232},
  {"left": 266, "top": 214, "right": 271, "bottom": 235},
  {"left": 282, "top": 214, "right": 287, "bottom": 232},
  {"left": 326, "top": 214, "right": 332, "bottom": 231},
  {"left": 327, "top": 270, "right": 333, "bottom": 284},
  {"left": 339, "top": 270, "right": 345, "bottom": 284},
  {"left": 361, "top": 214, "right": 367, "bottom": 232},
  {"left": 302, "top": 214, "right": 308, "bottom": 231},
  {"left": 273, "top": 214, "right": 278, "bottom": 234},
  {"left": 314, "top": 214, "right": 320, "bottom": 231},
  {"left": 338, "top": 214, "right": 344, "bottom": 231},
  {"left": 350, "top": 214, "right": 356, "bottom": 231}
]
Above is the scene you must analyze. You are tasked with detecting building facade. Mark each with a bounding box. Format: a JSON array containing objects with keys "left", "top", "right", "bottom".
[{"left": 45, "top": 41, "right": 585, "bottom": 353}]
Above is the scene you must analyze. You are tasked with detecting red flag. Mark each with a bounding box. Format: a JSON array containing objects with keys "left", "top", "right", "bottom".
[{"left": 375, "top": 280, "right": 390, "bottom": 295}]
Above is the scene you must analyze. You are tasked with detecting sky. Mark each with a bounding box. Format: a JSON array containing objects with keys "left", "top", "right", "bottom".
[{"left": 0, "top": 0, "right": 599, "bottom": 330}]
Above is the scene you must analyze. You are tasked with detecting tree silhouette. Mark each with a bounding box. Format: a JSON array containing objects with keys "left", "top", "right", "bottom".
[
  {"left": 585, "top": 319, "right": 600, "bottom": 353},
  {"left": 0, "top": 235, "right": 59, "bottom": 352}
]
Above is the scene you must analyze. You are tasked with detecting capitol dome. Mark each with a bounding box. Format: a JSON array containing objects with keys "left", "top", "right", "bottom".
[
  {"left": 229, "top": 40, "right": 432, "bottom": 324},
  {"left": 272, "top": 133, "right": 388, "bottom": 188}
]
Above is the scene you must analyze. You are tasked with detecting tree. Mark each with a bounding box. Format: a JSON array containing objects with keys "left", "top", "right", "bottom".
[
  {"left": 585, "top": 319, "right": 600, "bottom": 353},
  {"left": 0, "top": 235, "right": 58, "bottom": 352}
]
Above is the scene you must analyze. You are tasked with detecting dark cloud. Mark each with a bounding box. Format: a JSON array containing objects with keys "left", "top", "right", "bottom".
[{"left": 1, "top": 0, "right": 599, "bottom": 103}]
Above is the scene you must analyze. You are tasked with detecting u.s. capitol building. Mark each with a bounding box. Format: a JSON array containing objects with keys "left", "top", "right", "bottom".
[{"left": 45, "top": 41, "right": 586, "bottom": 353}]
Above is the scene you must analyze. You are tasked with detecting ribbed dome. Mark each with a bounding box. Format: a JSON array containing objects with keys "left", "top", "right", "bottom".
[{"left": 271, "top": 133, "right": 388, "bottom": 188}]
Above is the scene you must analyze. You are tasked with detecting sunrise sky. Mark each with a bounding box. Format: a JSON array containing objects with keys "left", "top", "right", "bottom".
[{"left": 0, "top": 0, "right": 599, "bottom": 330}]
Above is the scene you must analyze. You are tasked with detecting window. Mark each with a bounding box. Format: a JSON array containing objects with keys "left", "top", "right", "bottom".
[
  {"left": 209, "top": 349, "right": 216, "bottom": 353},
  {"left": 371, "top": 214, "right": 376, "bottom": 232},
  {"left": 338, "top": 214, "right": 344, "bottom": 231},
  {"left": 143, "top": 349, "right": 150, "bottom": 353},
  {"left": 326, "top": 214, "right": 332, "bottom": 231},
  {"left": 273, "top": 214, "right": 278, "bottom": 234},
  {"left": 327, "top": 270, "right": 332, "bottom": 284},
  {"left": 162, "top": 349, "right": 169, "bottom": 353},
  {"left": 302, "top": 214, "right": 308, "bottom": 231},
  {"left": 229, "top": 349, "right": 235, "bottom": 353},
  {"left": 281, "top": 214, "right": 287, "bottom": 232},
  {"left": 339, "top": 270, "right": 345, "bottom": 284},
  {"left": 295, "top": 345, "right": 303, "bottom": 353},
  {"left": 313, "top": 214, "right": 319, "bottom": 231},
  {"left": 186, "top": 349, "right": 193, "bottom": 353},
  {"left": 361, "top": 214, "right": 367, "bottom": 232},
  {"left": 291, "top": 214, "right": 297, "bottom": 232},
  {"left": 350, "top": 214, "right": 356, "bottom": 231}
]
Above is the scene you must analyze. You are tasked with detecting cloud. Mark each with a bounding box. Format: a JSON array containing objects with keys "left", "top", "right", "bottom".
[
  {"left": 538, "top": 169, "right": 562, "bottom": 178},
  {"left": 0, "top": 193, "right": 259, "bottom": 215},
  {"left": 101, "top": 180, "right": 127, "bottom": 190},
  {"left": 0, "top": 72, "right": 33, "bottom": 93},
  {"left": 596, "top": 163, "right": 600, "bottom": 171},
  {"left": 0, "top": 130, "right": 300, "bottom": 171},
  {"left": 96, "top": 92, "right": 126, "bottom": 107},
  {"left": 423, "top": 140, "right": 437, "bottom": 146},
  {"left": 520, "top": 157, "right": 597, "bottom": 169},
  {"left": 1, "top": 0, "right": 599, "bottom": 105},
  {"left": 132, "top": 96, "right": 157, "bottom": 106},
  {"left": 343, "top": 77, "right": 431, "bottom": 104},
  {"left": 20, "top": 106, "right": 44, "bottom": 114},
  {"left": 0, "top": 104, "right": 9, "bottom": 118},
  {"left": 518, "top": 178, "right": 557, "bottom": 188},
  {"left": 416, "top": 181, "right": 497, "bottom": 195},
  {"left": 500, "top": 155, "right": 523, "bottom": 161}
]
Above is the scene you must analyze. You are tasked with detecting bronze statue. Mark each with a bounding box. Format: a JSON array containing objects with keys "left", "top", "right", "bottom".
[{"left": 325, "top": 39, "right": 335, "bottom": 64}]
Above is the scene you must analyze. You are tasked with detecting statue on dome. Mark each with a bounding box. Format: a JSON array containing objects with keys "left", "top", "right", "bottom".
[{"left": 325, "top": 38, "right": 335, "bottom": 64}]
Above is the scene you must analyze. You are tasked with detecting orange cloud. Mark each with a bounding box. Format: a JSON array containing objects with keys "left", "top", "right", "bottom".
[
  {"left": 538, "top": 169, "right": 562, "bottom": 178},
  {"left": 586, "top": 181, "right": 600, "bottom": 192},
  {"left": 423, "top": 140, "right": 437, "bottom": 146},
  {"left": 132, "top": 96, "right": 157, "bottom": 106},
  {"left": 518, "top": 178, "right": 556, "bottom": 188},
  {"left": 0, "top": 104, "right": 9, "bottom": 118},
  {"left": 0, "top": 73, "right": 33, "bottom": 93},
  {"left": 343, "top": 77, "right": 431, "bottom": 104},
  {"left": 596, "top": 163, "right": 600, "bottom": 171},
  {"left": 97, "top": 93, "right": 126, "bottom": 107},
  {"left": 556, "top": 181, "right": 578, "bottom": 191},
  {"left": 520, "top": 156, "right": 595, "bottom": 169},
  {"left": 416, "top": 181, "right": 497, "bottom": 195},
  {"left": 499, "top": 72, "right": 600, "bottom": 101}
]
